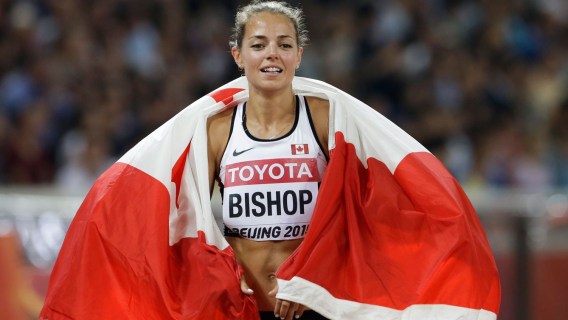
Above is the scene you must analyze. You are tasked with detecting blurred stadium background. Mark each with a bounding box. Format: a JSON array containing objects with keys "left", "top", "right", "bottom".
[{"left": 1, "top": 0, "right": 567, "bottom": 319}]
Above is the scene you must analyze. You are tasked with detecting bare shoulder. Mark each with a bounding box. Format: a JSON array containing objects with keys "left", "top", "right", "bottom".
[
  {"left": 306, "top": 96, "right": 330, "bottom": 117},
  {"left": 208, "top": 107, "right": 234, "bottom": 125},
  {"left": 207, "top": 107, "right": 234, "bottom": 139},
  {"left": 305, "top": 96, "right": 329, "bottom": 154},
  {"left": 306, "top": 96, "right": 329, "bottom": 129}
]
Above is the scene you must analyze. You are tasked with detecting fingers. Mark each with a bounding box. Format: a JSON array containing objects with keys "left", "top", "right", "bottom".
[
  {"left": 270, "top": 284, "right": 305, "bottom": 319},
  {"left": 275, "top": 299, "right": 290, "bottom": 319},
  {"left": 275, "top": 299, "right": 302, "bottom": 320},
  {"left": 273, "top": 298, "right": 282, "bottom": 318},
  {"left": 240, "top": 275, "right": 254, "bottom": 295},
  {"left": 288, "top": 303, "right": 299, "bottom": 320},
  {"left": 296, "top": 305, "right": 307, "bottom": 318}
]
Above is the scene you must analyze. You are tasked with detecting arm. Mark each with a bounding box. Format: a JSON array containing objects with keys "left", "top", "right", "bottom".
[
  {"left": 206, "top": 109, "right": 256, "bottom": 298},
  {"left": 206, "top": 109, "right": 233, "bottom": 196}
]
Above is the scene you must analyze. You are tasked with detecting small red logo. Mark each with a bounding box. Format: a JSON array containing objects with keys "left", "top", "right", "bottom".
[{"left": 291, "top": 144, "right": 309, "bottom": 155}]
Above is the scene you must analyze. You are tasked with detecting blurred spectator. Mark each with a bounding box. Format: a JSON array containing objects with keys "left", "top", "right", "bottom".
[
  {"left": 1, "top": 0, "right": 568, "bottom": 192},
  {"left": 4, "top": 100, "right": 55, "bottom": 184},
  {"left": 0, "top": 113, "right": 9, "bottom": 182},
  {"left": 55, "top": 108, "right": 116, "bottom": 194},
  {"left": 481, "top": 118, "right": 551, "bottom": 192},
  {"left": 545, "top": 99, "right": 568, "bottom": 188}
]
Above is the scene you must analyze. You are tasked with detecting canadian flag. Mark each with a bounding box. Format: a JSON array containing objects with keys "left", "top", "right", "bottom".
[
  {"left": 291, "top": 143, "right": 309, "bottom": 155},
  {"left": 39, "top": 77, "right": 500, "bottom": 320}
]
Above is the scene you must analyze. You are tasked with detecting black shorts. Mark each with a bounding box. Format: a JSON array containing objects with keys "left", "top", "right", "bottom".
[{"left": 259, "top": 310, "right": 328, "bottom": 320}]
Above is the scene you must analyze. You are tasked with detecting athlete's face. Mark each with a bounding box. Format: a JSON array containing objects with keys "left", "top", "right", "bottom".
[{"left": 232, "top": 12, "right": 303, "bottom": 94}]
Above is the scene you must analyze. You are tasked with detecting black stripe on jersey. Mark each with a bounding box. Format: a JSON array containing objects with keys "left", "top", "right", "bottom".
[
  {"left": 225, "top": 106, "right": 239, "bottom": 153},
  {"left": 304, "top": 96, "right": 329, "bottom": 162}
]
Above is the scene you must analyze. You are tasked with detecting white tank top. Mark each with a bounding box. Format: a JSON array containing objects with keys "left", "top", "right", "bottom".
[{"left": 219, "top": 95, "right": 328, "bottom": 241}]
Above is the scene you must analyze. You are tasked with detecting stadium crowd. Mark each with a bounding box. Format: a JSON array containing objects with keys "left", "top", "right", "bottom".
[{"left": 1, "top": 0, "right": 568, "bottom": 194}]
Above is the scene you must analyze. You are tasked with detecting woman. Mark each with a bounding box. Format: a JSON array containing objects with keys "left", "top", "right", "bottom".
[
  {"left": 39, "top": 2, "right": 500, "bottom": 320},
  {"left": 207, "top": 1, "right": 329, "bottom": 319}
]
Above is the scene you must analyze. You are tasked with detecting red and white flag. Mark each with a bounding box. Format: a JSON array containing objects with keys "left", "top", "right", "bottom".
[
  {"left": 39, "top": 77, "right": 500, "bottom": 320},
  {"left": 291, "top": 144, "right": 309, "bottom": 155}
]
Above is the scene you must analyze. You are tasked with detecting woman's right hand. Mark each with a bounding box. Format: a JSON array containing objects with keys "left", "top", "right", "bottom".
[{"left": 269, "top": 284, "right": 307, "bottom": 320}]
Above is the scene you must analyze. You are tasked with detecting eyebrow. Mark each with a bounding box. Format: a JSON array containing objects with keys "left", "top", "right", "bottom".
[{"left": 246, "top": 35, "right": 294, "bottom": 41}]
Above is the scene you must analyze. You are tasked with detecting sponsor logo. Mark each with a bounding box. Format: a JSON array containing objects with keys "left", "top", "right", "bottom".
[
  {"left": 291, "top": 144, "right": 309, "bottom": 155},
  {"left": 233, "top": 147, "right": 254, "bottom": 157},
  {"left": 224, "top": 158, "right": 319, "bottom": 187}
]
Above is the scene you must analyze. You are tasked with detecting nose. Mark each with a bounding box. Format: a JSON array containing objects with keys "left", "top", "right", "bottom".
[{"left": 266, "top": 43, "right": 279, "bottom": 59}]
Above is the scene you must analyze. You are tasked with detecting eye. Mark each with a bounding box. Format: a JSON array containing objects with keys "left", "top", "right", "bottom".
[
  {"left": 251, "top": 43, "right": 264, "bottom": 49},
  {"left": 280, "top": 43, "right": 293, "bottom": 49}
]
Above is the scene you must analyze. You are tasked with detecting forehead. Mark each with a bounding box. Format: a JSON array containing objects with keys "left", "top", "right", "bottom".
[{"left": 244, "top": 12, "right": 296, "bottom": 38}]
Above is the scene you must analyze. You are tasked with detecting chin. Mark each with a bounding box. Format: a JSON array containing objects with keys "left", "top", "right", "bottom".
[
  {"left": 251, "top": 81, "right": 292, "bottom": 91},
  {"left": 250, "top": 79, "right": 291, "bottom": 92}
]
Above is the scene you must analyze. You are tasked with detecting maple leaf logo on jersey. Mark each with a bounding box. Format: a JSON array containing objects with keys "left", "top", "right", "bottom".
[{"left": 291, "top": 144, "right": 309, "bottom": 155}]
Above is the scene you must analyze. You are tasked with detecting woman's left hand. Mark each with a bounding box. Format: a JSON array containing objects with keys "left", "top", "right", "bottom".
[{"left": 268, "top": 284, "right": 308, "bottom": 319}]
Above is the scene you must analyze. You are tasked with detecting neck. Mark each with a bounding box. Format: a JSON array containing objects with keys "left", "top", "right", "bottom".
[
  {"left": 246, "top": 88, "right": 296, "bottom": 124},
  {"left": 244, "top": 88, "right": 296, "bottom": 139}
]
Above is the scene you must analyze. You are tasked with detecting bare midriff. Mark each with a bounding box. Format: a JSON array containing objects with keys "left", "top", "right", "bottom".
[{"left": 227, "top": 237, "right": 303, "bottom": 311}]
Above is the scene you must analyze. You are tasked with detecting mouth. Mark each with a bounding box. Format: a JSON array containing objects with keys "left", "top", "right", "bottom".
[{"left": 260, "top": 66, "right": 283, "bottom": 74}]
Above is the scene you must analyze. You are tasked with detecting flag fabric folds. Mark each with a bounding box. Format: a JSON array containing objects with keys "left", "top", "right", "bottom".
[{"left": 40, "top": 77, "right": 500, "bottom": 320}]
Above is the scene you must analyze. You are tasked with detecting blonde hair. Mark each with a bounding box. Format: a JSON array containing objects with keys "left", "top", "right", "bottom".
[{"left": 229, "top": 0, "right": 308, "bottom": 49}]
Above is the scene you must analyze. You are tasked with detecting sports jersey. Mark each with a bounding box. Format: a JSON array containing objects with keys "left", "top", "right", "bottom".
[{"left": 219, "top": 95, "right": 328, "bottom": 241}]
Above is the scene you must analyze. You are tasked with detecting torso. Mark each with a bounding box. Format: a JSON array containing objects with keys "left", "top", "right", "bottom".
[
  {"left": 220, "top": 96, "right": 327, "bottom": 241},
  {"left": 207, "top": 95, "right": 329, "bottom": 311}
]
